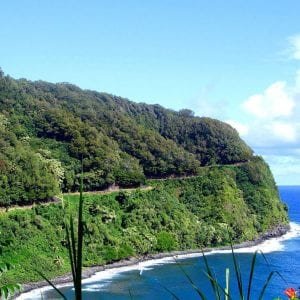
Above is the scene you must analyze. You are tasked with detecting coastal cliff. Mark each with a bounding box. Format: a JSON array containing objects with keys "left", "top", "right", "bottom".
[{"left": 0, "top": 71, "right": 288, "bottom": 286}]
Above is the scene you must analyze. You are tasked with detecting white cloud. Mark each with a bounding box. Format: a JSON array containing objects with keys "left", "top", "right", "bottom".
[
  {"left": 271, "top": 121, "right": 297, "bottom": 142},
  {"left": 242, "top": 81, "right": 295, "bottom": 118},
  {"left": 262, "top": 154, "right": 300, "bottom": 185},
  {"left": 225, "top": 120, "right": 249, "bottom": 136},
  {"left": 241, "top": 120, "right": 299, "bottom": 148},
  {"left": 239, "top": 77, "right": 300, "bottom": 147},
  {"left": 288, "top": 34, "right": 300, "bottom": 60},
  {"left": 236, "top": 61, "right": 300, "bottom": 184},
  {"left": 191, "top": 35, "right": 300, "bottom": 184}
]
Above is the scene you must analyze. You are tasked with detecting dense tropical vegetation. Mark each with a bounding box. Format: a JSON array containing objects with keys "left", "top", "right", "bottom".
[
  {"left": 0, "top": 69, "right": 288, "bottom": 290},
  {"left": 0, "top": 68, "right": 253, "bottom": 205},
  {"left": 0, "top": 161, "right": 288, "bottom": 286}
]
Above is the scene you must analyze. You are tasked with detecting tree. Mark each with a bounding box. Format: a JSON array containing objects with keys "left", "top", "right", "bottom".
[
  {"left": 0, "top": 263, "right": 21, "bottom": 299},
  {"left": 178, "top": 109, "right": 195, "bottom": 117}
]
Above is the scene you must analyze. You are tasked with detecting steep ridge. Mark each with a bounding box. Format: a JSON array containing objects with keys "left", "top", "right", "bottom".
[
  {"left": 1, "top": 71, "right": 251, "bottom": 205},
  {"left": 0, "top": 69, "right": 289, "bottom": 286},
  {"left": 0, "top": 165, "right": 288, "bottom": 285}
]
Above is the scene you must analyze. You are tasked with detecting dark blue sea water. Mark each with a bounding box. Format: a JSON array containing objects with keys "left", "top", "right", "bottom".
[{"left": 20, "top": 186, "right": 300, "bottom": 300}]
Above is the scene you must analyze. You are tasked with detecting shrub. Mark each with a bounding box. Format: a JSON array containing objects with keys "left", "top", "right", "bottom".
[{"left": 156, "top": 231, "right": 178, "bottom": 252}]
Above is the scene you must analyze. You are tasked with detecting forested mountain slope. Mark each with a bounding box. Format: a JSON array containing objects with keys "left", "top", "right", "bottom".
[
  {"left": 0, "top": 69, "right": 289, "bottom": 285},
  {"left": 0, "top": 165, "right": 288, "bottom": 285},
  {"left": 1, "top": 70, "right": 252, "bottom": 205}
]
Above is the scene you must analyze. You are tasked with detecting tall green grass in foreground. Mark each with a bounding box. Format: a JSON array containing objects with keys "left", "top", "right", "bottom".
[
  {"left": 0, "top": 262, "right": 20, "bottom": 299},
  {"left": 38, "top": 175, "right": 287, "bottom": 300},
  {"left": 45, "top": 210, "right": 284, "bottom": 300},
  {"left": 168, "top": 247, "right": 286, "bottom": 300},
  {"left": 65, "top": 168, "right": 84, "bottom": 300},
  {"left": 39, "top": 170, "right": 85, "bottom": 300},
  {"left": 44, "top": 224, "right": 286, "bottom": 300}
]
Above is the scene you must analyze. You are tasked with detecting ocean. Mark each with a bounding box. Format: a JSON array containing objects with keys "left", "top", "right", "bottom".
[{"left": 19, "top": 186, "right": 300, "bottom": 299}]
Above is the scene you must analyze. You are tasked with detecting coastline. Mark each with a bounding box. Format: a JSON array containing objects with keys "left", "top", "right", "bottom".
[{"left": 14, "top": 223, "right": 290, "bottom": 299}]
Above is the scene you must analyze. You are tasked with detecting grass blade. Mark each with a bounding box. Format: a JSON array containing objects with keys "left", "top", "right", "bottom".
[
  {"left": 202, "top": 251, "right": 221, "bottom": 299},
  {"left": 35, "top": 270, "right": 67, "bottom": 300},
  {"left": 128, "top": 288, "right": 134, "bottom": 300},
  {"left": 256, "top": 250, "right": 288, "bottom": 285},
  {"left": 74, "top": 164, "right": 84, "bottom": 300},
  {"left": 225, "top": 268, "right": 230, "bottom": 300},
  {"left": 161, "top": 285, "right": 182, "bottom": 300},
  {"left": 65, "top": 222, "right": 76, "bottom": 282},
  {"left": 230, "top": 245, "right": 244, "bottom": 299},
  {"left": 203, "top": 271, "right": 232, "bottom": 300},
  {"left": 174, "top": 259, "right": 207, "bottom": 300},
  {"left": 258, "top": 271, "right": 276, "bottom": 300},
  {"left": 69, "top": 215, "right": 78, "bottom": 272},
  {"left": 1, "top": 286, "right": 8, "bottom": 299},
  {"left": 246, "top": 250, "right": 258, "bottom": 300}
]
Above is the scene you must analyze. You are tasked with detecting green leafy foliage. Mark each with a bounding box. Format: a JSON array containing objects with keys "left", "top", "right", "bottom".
[
  {"left": 0, "top": 166, "right": 288, "bottom": 286},
  {"left": 0, "top": 119, "right": 61, "bottom": 206},
  {"left": 0, "top": 262, "right": 21, "bottom": 299},
  {"left": 0, "top": 69, "right": 288, "bottom": 292},
  {"left": 234, "top": 157, "right": 288, "bottom": 231},
  {"left": 150, "top": 161, "right": 288, "bottom": 245},
  {"left": 1, "top": 71, "right": 254, "bottom": 205},
  {"left": 156, "top": 231, "right": 178, "bottom": 251}
]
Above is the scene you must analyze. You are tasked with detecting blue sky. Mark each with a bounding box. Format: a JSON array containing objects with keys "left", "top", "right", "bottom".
[{"left": 1, "top": 1, "right": 300, "bottom": 184}]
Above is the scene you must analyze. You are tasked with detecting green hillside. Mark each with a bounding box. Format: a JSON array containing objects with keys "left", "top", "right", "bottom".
[
  {"left": 0, "top": 162, "right": 288, "bottom": 285},
  {"left": 0, "top": 70, "right": 252, "bottom": 205},
  {"left": 0, "top": 69, "right": 288, "bottom": 285}
]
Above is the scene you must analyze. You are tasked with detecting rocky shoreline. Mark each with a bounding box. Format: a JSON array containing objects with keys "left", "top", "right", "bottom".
[{"left": 14, "top": 223, "right": 290, "bottom": 299}]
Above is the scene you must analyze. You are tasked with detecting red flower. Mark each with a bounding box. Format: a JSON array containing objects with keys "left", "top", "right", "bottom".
[{"left": 285, "top": 288, "right": 297, "bottom": 299}]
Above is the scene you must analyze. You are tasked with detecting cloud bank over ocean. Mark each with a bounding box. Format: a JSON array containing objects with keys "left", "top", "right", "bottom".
[{"left": 193, "top": 35, "right": 300, "bottom": 185}]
